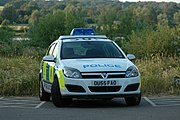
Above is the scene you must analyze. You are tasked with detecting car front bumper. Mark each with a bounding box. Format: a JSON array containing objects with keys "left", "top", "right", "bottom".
[{"left": 60, "top": 76, "right": 141, "bottom": 98}]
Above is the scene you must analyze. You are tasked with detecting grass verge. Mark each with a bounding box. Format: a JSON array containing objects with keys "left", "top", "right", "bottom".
[
  {"left": 0, "top": 56, "right": 39, "bottom": 96},
  {"left": 136, "top": 56, "right": 180, "bottom": 96}
]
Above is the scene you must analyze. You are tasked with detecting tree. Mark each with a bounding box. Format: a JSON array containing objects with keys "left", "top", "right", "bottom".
[
  {"left": 64, "top": 5, "right": 87, "bottom": 34},
  {"left": 1, "top": 3, "right": 18, "bottom": 23},
  {"left": 20, "top": 1, "right": 39, "bottom": 16},
  {"left": 174, "top": 12, "right": 180, "bottom": 27},
  {"left": 133, "top": 5, "right": 157, "bottom": 31},
  {"left": 117, "top": 8, "right": 135, "bottom": 38},
  {"left": 1, "top": 19, "right": 10, "bottom": 26},
  {"left": 29, "top": 10, "right": 66, "bottom": 48},
  {"left": 0, "top": 26, "right": 14, "bottom": 44},
  {"left": 28, "top": 10, "right": 41, "bottom": 25},
  {"left": 157, "top": 13, "right": 169, "bottom": 26},
  {"left": 122, "top": 25, "right": 178, "bottom": 58},
  {"left": 96, "top": 6, "right": 118, "bottom": 38},
  {"left": 0, "top": 26, "right": 15, "bottom": 56}
]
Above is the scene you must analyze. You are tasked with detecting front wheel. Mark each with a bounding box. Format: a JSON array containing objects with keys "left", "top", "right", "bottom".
[
  {"left": 51, "top": 78, "right": 72, "bottom": 107},
  {"left": 125, "top": 94, "right": 141, "bottom": 106},
  {"left": 39, "top": 78, "right": 51, "bottom": 101}
]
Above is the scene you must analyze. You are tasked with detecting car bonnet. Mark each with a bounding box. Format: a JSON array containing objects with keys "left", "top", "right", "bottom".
[{"left": 61, "top": 58, "right": 134, "bottom": 72}]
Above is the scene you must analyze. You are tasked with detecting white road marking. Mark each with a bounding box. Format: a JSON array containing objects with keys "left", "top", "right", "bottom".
[
  {"left": 150, "top": 98, "right": 180, "bottom": 101},
  {"left": 152, "top": 100, "right": 180, "bottom": 104},
  {"left": 0, "top": 105, "right": 35, "bottom": 109},
  {"left": 0, "top": 97, "right": 44, "bottom": 109},
  {"left": 144, "top": 97, "right": 157, "bottom": 107},
  {"left": 157, "top": 104, "right": 180, "bottom": 107},
  {"left": 0, "top": 99, "right": 39, "bottom": 102},
  {"left": 35, "top": 101, "right": 45, "bottom": 109},
  {"left": 0, "top": 102, "right": 38, "bottom": 105}
]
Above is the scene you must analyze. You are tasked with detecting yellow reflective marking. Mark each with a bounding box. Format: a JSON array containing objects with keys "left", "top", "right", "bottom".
[
  {"left": 49, "top": 66, "right": 54, "bottom": 83},
  {"left": 43, "top": 62, "right": 47, "bottom": 80},
  {"left": 59, "top": 70, "right": 65, "bottom": 90}
]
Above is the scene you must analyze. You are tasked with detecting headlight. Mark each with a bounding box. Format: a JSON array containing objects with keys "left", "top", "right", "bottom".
[
  {"left": 126, "top": 66, "right": 139, "bottom": 78},
  {"left": 63, "top": 67, "right": 82, "bottom": 78}
]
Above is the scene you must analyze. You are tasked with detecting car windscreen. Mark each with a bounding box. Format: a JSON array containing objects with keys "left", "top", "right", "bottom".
[{"left": 61, "top": 41, "right": 125, "bottom": 59}]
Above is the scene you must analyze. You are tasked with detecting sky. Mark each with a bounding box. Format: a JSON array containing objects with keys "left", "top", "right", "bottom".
[{"left": 118, "top": 0, "right": 180, "bottom": 3}]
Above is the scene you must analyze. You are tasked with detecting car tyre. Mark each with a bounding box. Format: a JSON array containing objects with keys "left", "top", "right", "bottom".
[
  {"left": 39, "top": 77, "right": 51, "bottom": 101},
  {"left": 52, "top": 77, "right": 72, "bottom": 107},
  {"left": 125, "top": 94, "right": 141, "bottom": 106}
]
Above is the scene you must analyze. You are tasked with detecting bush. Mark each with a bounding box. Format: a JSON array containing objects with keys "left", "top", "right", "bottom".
[
  {"left": 0, "top": 56, "right": 39, "bottom": 96},
  {"left": 0, "top": 26, "right": 15, "bottom": 56},
  {"left": 136, "top": 56, "right": 180, "bottom": 95},
  {"left": 0, "top": 26, "right": 14, "bottom": 43},
  {"left": 122, "top": 25, "right": 180, "bottom": 58}
]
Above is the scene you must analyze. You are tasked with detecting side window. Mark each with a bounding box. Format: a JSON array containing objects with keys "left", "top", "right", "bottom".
[
  {"left": 52, "top": 43, "right": 58, "bottom": 58},
  {"left": 47, "top": 43, "right": 56, "bottom": 56}
]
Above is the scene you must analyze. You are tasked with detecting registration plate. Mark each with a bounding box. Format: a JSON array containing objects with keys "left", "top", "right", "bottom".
[{"left": 92, "top": 80, "right": 118, "bottom": 86}]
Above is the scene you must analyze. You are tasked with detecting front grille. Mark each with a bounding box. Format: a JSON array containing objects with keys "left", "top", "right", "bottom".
[
  {"left": 81, "top": 72, "right": 126, "bottom": 79},
  {"left": 65, "top": 84, "right": 86, "bottom": 92},
  {"left": 108, "top": 74, "right": 126, "bottom": 78},
  {"left": 124, "top": 83, "right": 140, "bottom": 92},
  {"left": 89, "top": 86, "right": 121, "bottom": 92},
  {"left": 82, "top": 75, "right": 102, "bottom": 79}
]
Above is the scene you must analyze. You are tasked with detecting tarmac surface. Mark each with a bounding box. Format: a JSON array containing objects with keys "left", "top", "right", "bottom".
[{"left": 0, "top": 96, "right": 180, "bottom": 120}]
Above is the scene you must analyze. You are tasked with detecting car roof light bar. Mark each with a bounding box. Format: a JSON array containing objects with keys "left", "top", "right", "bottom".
[{"left": 59, "top": 35, "right": 108, "bottom": 40}]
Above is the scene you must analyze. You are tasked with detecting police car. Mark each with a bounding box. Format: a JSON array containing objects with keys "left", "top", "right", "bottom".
[{"left": 39, "top": 29, "right": 141, "bottom": 107}]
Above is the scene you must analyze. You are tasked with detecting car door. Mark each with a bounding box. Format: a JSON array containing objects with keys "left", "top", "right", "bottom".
[
  {"left": 42, "top": 43, "right": 57, "bottom": 83},
  {"left": 48, "top": 43, "right": 59, "bottom": 83}
]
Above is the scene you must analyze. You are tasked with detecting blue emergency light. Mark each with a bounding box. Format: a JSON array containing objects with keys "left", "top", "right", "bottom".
[{"left": 70, "top": 28, "right": 95, "bottom": 36}]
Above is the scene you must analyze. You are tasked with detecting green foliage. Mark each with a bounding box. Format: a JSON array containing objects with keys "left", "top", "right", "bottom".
[
  {"left": 29, "top": 10, "right": 87, "bottom": 48},
  {"left": 122, "top": 25, "right": 180, "bottom": 58},
  {"left": 28, "top": 10, "right": 41, "bottom": 24},
  {"left": 174, "top": 12, "right": 180, "bottom": 27},
  {"left": 1, "top": 19, "right": 10, "bottom": 26},
  {"left": 0, "top": 0, "right": 39, "bottom": 24},
  {"left": 65, "top": 12, "right": 86, "bottom": 34},
  {"left": 1, "top": 3, "right": 18, "bottom": 23},
  {"left": 0, "top": 0, "right": 179, "bottom": 32},
  {"left": 136, "top": 56, "right": 180, "bottom": 95},
  {"left": 96, "top": 6, "right": 118, "bottom": 38},
  {"left": 117, "top": 9, "right": 135, "bottom": 37},
  {"left": 29, "top": 11, "right": 66, "bottom": 48},
  {"left": 0, "top": 25, "right": 45, "bottom": 57},
  {"left": 0, "top": 26, "right": 13, "bottom": 43},
  {"left": 0, "top": 26, "right": 28, "bottom": 56},
  {"left": 64, "top": 4, "right": 87, "bottom": 34},
  {"left": 0, "top": 56, "right": 39, "bottom": 96}
]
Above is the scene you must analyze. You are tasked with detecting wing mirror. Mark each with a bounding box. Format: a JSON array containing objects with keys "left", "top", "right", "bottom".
[
  {"left": 43, "top": 55, "right": 56, "bottom": 62},
  {"left": 127, "top": 54, "right": 136, "bottom": 61}
]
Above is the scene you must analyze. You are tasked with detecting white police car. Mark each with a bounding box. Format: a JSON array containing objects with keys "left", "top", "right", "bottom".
[{"left": 39, "top": 33, "right": 141, "bottom": 107}]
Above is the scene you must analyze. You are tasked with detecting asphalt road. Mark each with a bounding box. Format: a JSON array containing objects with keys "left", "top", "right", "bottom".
[{"left": 0, "top": 96, "right": 180, "bottom": 120}]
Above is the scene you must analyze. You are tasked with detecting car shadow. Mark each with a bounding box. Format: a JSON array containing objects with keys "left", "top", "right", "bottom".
[
  {"left": 68, "top": 98, "right": 130, "bottom": 108},
  {"left": 44, "top": 98, "right": 146, "bottom": 109}
]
